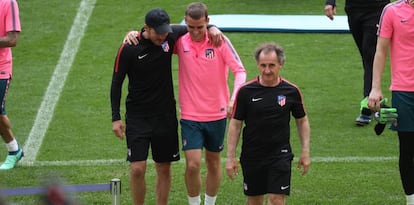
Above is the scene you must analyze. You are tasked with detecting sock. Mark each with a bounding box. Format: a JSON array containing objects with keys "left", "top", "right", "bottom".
[
  {"left": 6, "top": 139, "right": 18, "bottom": 152},
  {"left": 204, "top": 193, "right": 217, "bottom": 205},
  {"left": 188, "top": 195, "right": 201, "bottom": 205},
  {"left": 407, "top": 194, "right": 414, "bottom": 205}
]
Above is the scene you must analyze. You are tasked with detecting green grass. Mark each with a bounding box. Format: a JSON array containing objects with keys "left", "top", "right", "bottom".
[{"left": 0, "top": 0, "right": 403, "bottom": 204}]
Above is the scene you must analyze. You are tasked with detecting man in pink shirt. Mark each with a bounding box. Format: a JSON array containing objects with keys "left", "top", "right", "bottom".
[
  {"left": 0, "top": 0, "right": 24, "bottom": 170},
  {"left": 368, "top": 0, "right": 414, "bottom": 204},
  {"left": 175, "top": 3, "right": 246, "bottom": 205}
]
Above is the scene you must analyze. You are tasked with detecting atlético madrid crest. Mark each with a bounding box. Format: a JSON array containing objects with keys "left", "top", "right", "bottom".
[
  {"left": 205, "top": 48, "right": 215, "bottom": 59},
  {"left": 162, "top": 41, "right": 170, "bottom": 52},
  {"left": 277, "top": 95, "right": 286, "bottom": 107}
]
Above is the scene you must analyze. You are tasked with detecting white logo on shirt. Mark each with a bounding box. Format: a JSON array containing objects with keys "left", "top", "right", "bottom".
[
  {"left": 138, "top": 53, "right": 148, "bottom": 59},
  {"left": 252, "top": 98, "right": 263, "bottom": 102}
]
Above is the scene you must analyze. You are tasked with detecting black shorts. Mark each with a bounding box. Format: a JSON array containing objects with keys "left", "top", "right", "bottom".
[
  {"left": 241, "top": 144, "right": 293, "bottom": 196},
  {"left": 125, "top": 111, "right": 179, "bottom": 163}
]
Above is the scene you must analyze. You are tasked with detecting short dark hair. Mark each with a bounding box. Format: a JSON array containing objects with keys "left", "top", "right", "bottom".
[{"left": 185, "top": 2, "right": 208, "bottom": 20}]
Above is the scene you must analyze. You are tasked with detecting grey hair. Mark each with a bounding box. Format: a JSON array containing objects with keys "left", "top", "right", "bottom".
[{"left": 254, "top": 42, "right": 285, "bottom": 65}]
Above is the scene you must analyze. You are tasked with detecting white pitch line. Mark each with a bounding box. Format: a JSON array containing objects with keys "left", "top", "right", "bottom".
[
  {"left": 20, "top": 0, "right": 96, "bottom": 166},
  {"left": 310, "top": 156, "right": 398, "bottom": 162},
  {"left": 19, "top": 156, "right": 398, "bottom": 167}
]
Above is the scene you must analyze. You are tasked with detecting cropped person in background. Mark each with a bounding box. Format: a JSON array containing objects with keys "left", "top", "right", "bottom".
[
  {"left": 368, "top": 1, "right": 414, "bottom": 204},
  {"left": 324, "top": 0, "right": 389, "bottom": 126},
  {"left": 0, "top": 0, "right": 24, "bottom": 170}
]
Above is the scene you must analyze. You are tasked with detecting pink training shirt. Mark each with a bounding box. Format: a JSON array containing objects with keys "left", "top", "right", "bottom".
[
  {"left": 174, "top": 32, "right": 246, "bottom": 121},
  {"left": 0, "top": 0, "right": 21, "bottom": 79},
  {"left": 377, "top": 0, "right": 414, "bottom": 92}
]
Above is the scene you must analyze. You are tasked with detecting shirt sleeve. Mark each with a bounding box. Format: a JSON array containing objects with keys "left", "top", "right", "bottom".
[
  {"left": 110, "top": 44, "right": 129, "bottom": 121},
  {"left": 4, "top": 0, "right": 21, "bottom": 32},
  {"left": 377, "top": 4, "right": 393, "bottom": 38},
  {"left": 232, "top": 85, "right": 247, "bottom": 120},
  {"left": 170, "top": 25, "right": 188, "bottom": 41},
  {"left": 291, "top": 87, "right": 307, "bottom": 119},
  {"left": 170, "top": 25, "right": 187, "bottom": 54},
  {"left": 221, "top": 36, "right": 246, "bottom": 101},
  {"left": 325, "top": 0, "right": 336, "bottom": 6}
]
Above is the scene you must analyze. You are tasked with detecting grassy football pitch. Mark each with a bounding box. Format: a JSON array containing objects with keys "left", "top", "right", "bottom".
[{"left": 0, "top": 0, "right": 402, "bottom": 204}]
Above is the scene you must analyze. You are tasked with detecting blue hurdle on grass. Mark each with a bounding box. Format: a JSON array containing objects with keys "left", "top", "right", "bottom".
[{"left": 0, "top": 178, "right": 121, "bottom": 205}]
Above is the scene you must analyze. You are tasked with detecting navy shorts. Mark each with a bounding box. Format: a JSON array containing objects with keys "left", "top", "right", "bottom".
[
  {"left": 180, "top": 118, "right": 226, "bottom": 152},
  {"left": 0, "top": 79, "right": 11, "bottom": 115},
  {"left": 125, "top": 111, "right": 180, "bottom": 163},
  {"left": 241, "top": 143, "right": 294, "bottom": 196},
  {"left": 391, "top": 91, "right": 414, "bottom": 132}
]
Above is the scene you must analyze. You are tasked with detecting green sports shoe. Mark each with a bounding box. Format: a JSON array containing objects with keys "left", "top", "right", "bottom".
[
  {"left": 355, "top": 97, "right": 373, "bottom": 126},
  {"left": 0, "top": 149, "right": 24, "bottom": 170}
]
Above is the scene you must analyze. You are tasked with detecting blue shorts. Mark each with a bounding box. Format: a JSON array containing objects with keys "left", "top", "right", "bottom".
[
  {"left": 180, "top": 118, "right": 226, "bottom": 152},
  {"left": 391, "top": 91, "right": 414, "bottom": 132},
  {"left": 0, "top": 79, "right": 11, "bottom": 115}
]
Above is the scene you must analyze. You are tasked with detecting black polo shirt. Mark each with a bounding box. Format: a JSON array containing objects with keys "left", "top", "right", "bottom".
[
  {"left": 111, "top": 25, "right": 187, "bottom": 121},
  {"left": 233, "top": 77, "right": 306, "bottom": 161}
]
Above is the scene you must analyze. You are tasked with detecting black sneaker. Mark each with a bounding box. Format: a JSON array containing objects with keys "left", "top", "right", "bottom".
[{"left": 355, "top": 114, "right": 372, "bottom": 126}]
